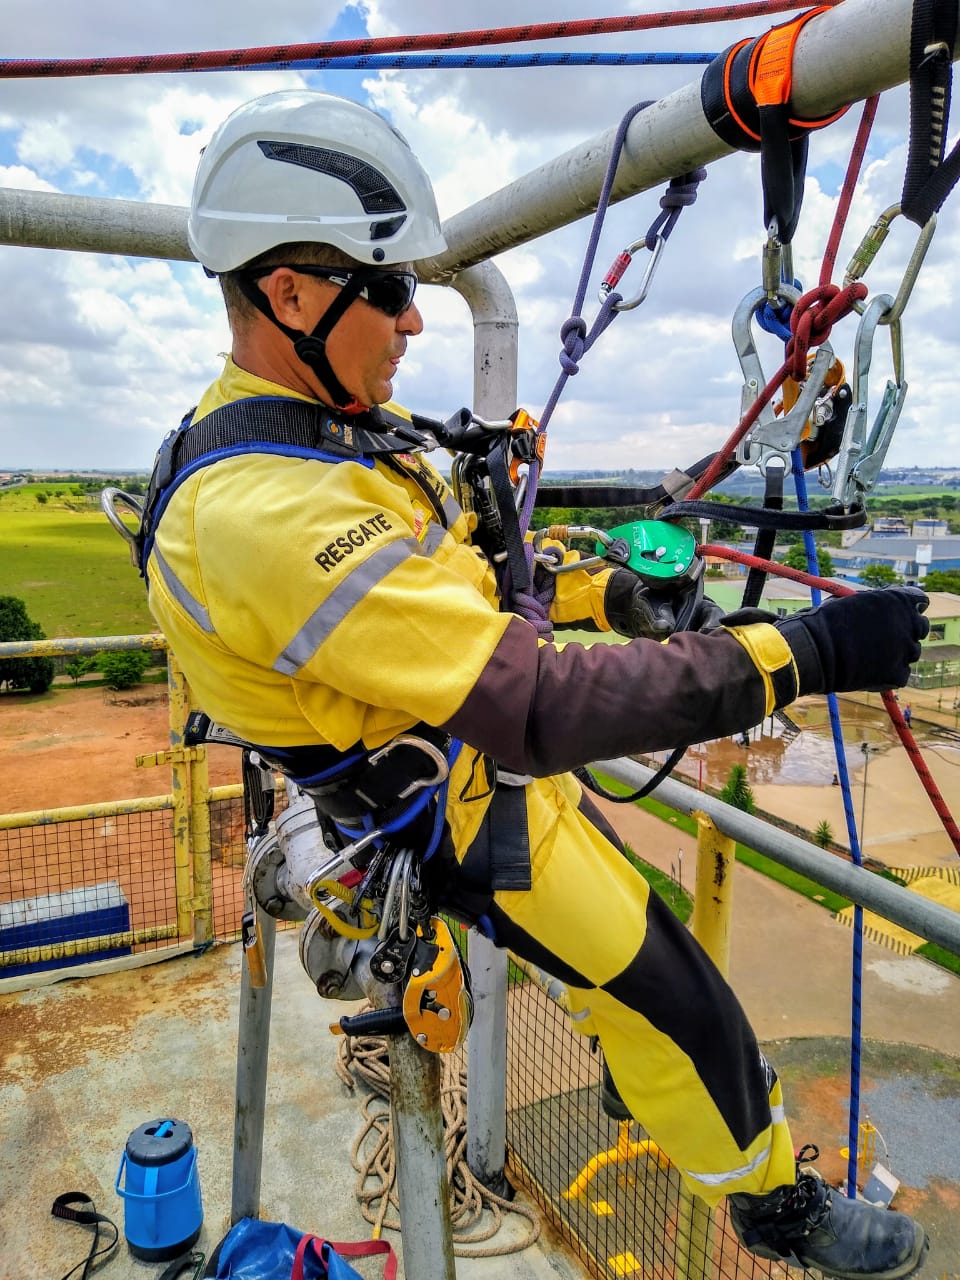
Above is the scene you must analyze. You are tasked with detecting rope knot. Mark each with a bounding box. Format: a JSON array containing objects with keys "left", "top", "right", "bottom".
[
  {"left": 785, "top": 282, "right": 868, "bottom": 380},
  {"left": 559, "top": 316, "right": 587, "bottom": 375}
]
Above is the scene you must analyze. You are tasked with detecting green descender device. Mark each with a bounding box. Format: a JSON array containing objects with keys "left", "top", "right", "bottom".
[{"left": 596, "top": 519, "right": 701, "bottom": 586}]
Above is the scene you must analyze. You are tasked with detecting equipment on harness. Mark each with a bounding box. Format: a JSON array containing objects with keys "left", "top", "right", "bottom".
[
  {"left": 331, "top": 916, "right": 472, "bottom": 1053},
  {"left": 900, "top": 0, "right": 960, "bottom": 228},
  {"left": 831, "top": 295, "right": 908, "bottom": 511}
]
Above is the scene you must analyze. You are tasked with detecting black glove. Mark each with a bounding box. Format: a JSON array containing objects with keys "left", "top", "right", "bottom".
[
  {"left": 604, "top": 569, "right": 677, "bottom": 638},
  {"left": 776, "top": 586, "right": 929, "bottom": 694},
  {"left": 604, "top": 569, "right": 723, "bottom": 639}
]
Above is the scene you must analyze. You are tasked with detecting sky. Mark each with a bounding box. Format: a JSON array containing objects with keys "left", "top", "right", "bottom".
[{"left": 1, "top": 0, "right": 958, "bottom": 479}]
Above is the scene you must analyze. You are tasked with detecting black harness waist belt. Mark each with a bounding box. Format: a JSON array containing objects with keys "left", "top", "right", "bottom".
[{"left": 185, "top": 710, "right": 451, "bottom": 827}]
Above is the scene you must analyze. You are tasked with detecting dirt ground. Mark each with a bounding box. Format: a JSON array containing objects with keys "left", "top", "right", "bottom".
[{"left": 0, "top": 682, "right": 243, "bottom": 814}]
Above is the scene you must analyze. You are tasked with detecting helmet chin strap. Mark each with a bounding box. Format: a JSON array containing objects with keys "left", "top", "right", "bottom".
[{"left": 235, "top": 270, "right": 368, "bottom": 411}]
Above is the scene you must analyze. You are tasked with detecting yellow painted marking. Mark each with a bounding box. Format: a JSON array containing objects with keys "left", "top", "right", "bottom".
[
  {"left": 591, "top": 1199, "right": 614, "bottom": 1216},
  {"left": 607, "top": 1251, "right": 642, "bottom": 1276}
]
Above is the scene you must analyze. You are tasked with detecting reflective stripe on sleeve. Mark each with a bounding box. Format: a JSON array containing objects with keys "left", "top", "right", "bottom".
[
  {"left": 681, "top": 1142, "right": 772, "bottom": 1188},
  {"left": 440, "top": 490, "right": 463, "bottom": 527},
  {"left": 152, "top": 547, "right": 214, "bottom": 633},
  {"left": 273, "top": 535, "right": 421, "bottom": 676}
]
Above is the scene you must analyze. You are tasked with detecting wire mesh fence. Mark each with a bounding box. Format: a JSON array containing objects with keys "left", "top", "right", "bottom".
[{"left": 505, "top": 972, "right": 796, "bottom": 1280}]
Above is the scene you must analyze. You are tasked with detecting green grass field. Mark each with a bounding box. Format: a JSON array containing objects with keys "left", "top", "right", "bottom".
[{"left": 0, "top": 485, "right": 155, "bottom": 637}]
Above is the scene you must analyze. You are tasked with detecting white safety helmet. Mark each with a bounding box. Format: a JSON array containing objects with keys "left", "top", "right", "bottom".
[{"left": 188, "top": 89, "right": 446, "bottom": 273}]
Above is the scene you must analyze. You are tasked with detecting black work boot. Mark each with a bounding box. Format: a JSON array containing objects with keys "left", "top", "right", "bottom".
[
  {"left": 729, "top": 1147, "right": 927, "bottom": 1280},
  {"left": 600, "top": 1061, "right": 632, "bottom": 1122}
]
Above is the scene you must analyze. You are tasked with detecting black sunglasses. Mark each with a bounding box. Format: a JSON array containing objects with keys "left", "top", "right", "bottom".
[{"left": 252, "top": 264, "right": 418, "bottom": 317}]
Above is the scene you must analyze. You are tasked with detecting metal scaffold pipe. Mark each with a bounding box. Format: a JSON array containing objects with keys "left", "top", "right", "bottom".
[{"left": 0, "top": 0, "right": 956, "bottom": 276}]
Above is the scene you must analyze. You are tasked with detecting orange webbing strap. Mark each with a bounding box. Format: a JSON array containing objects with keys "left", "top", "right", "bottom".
[
  {"left": 749, "top": 6, "right": 849, "bottom": 128},
  {"left": 702, "top": 6, "right": 851, "bottom": 149}
]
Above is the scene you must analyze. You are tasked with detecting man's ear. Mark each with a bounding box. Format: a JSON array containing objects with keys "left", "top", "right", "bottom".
[{"left": 259, "top": 267, "right": 312, "bottom": 328}]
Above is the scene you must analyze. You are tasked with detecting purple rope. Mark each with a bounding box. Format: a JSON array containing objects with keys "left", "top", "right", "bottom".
[
  {"left": 507, "top": 102, "right": 705, "bottom": 634},
  {"left": 518, "top": 114, "right": 706, "bottom": 546}
]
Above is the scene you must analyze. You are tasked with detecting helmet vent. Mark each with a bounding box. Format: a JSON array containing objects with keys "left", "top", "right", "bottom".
[{"left": 257, "top": 140, "right": 406, "bottom": 215}]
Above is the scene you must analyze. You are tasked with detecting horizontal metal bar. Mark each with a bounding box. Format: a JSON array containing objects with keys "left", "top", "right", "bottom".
[
  {"left": 596, "top": 757, "right": 960, "bottom": 955},
  {"left": 0, "top": 924, "right": 178, "bottom": 969},
  {"left": 0, "top": 633, "right": 166, "bottom": 660},
  {"left": 0, "top": 794, "right": 174, "bottom": 829},
  {"left": 0, "top": 0, "right": 955, "bottom": 278}
]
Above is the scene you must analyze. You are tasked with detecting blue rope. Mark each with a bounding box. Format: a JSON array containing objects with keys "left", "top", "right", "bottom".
[
  {"left": 791, "top": 449, "right": 865, "bottom": 1200},
  {"left": 223, "top": 52, "right": 718, "bottom": 72}
]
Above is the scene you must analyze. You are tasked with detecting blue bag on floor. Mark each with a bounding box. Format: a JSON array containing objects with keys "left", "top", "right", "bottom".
[{"left": 205, "top": 1216, "right": 396, "bottom": 1280}]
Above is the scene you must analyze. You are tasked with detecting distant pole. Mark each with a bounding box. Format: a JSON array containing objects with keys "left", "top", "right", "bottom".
[{"left": 860, "top": 743, "right": 871, "bottom": 845}]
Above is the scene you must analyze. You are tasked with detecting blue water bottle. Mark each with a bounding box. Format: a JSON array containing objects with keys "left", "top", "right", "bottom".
[{"left": 115, "top": 1118, "right": 203, "bottom": 1260}]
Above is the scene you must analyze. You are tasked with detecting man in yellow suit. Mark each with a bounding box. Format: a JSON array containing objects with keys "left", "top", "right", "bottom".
[{"left": 145, "top": 89, "right": 929, "bottom": 1280}]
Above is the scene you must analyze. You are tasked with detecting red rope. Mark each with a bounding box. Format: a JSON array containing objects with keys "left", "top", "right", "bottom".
[
  {"left": 0, "top": 0, "right": 842, "bottom": 79},
  {"left": 819, "top": 94, "right": 880, "bottom": 287},
  {"left": 699, "top": 543, "right": 960, "bottom": 857}
]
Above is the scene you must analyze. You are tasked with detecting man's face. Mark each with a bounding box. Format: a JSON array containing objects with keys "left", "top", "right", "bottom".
[{"left": 305, "top": 266, "right": 423, "bottom": 406}]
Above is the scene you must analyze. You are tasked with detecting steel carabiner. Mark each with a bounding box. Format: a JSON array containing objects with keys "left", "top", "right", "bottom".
[
  {"left": 831, "top": 294, "right": 907, "bottom": 509},
  {"left": 367, "top": 735, "right": 450, "bottom": 801},
  {"left": 599, "top": 233, "right": 666, "bottom": 311},
  {"left": 731, "top": 285, "right": 836, "bottom": 473},
  {"left": 843, "top": 203, "right": 937, "bottom": 325},
  {"left": 100, "top": 487, "right": 143, "bottom": 569}
]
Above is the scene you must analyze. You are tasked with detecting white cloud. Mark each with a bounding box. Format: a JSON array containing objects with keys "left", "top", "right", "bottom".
[{"left": 0, "top": 0, "right": 957, "bottom": 481}]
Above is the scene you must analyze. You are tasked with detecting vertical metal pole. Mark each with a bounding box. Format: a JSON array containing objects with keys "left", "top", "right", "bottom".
[
  {"left": 166, "top": 652, "right": 194, "bottom": 939},
  {"left": 231, "top": 909, "right": 276, "bottom": 1223},
  {"left": 355, "top": 967, "right": 458, "bottom": 1280},
  {"left": 188, "top": 738, "right": 213, "bottom": 946},
  {"left": 451, "top": 260, "right": 518, "bottom": 1193},
  {"left": 389, "top": 1034, "right": 457, "bottom": 1280},
  {"left": 691, "top": 812, "right": 735, "bottom": 978},
  {"left": 465, "top": 932, "right": 510, "bottom": 1194},
  {"left": 675, "top": 811, "right": 737, "bottom": 1280}
]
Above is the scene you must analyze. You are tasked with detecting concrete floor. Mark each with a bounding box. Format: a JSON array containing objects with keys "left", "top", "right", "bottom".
[{"left": 0, "top": 933, "right": 583, "bottom": 1280}]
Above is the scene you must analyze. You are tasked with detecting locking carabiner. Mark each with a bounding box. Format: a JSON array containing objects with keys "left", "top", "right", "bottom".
[
  {"left": 831, "top": 294, "right": 907, "bottom": 509},
  {"left": 599, "top": 233, "right": 666, "bottom": 311},
  {"left": 843, "top": 203, "right": 937, "bottom": 325}
]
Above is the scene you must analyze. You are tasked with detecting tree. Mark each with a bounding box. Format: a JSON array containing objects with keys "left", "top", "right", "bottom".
[
  {"left": 780, "top": 543, "right": 834, "bottom": 576},
  {"left": 64, "top": 656, "right": 97, "bottom": 685},
  {"left": 814, "top": 820, "right": 834, "bottom": 849},
  {"left": 98, "top": 650, "right": 149, "bottom": 691},
  {"left": 923, "top": 570, "right": 960, "bottom": 594},
  {"left": 0, "top": 596, "right": 55, "bottom": 694},
  {"left": 35, "top": 491, "right": 48, "bottom": 505},
  {"left": 719, "top": 763, "right": 756, "bottom": 814},
  {"left": 860, "top": 564, "right": 900, "bottom": 588}
]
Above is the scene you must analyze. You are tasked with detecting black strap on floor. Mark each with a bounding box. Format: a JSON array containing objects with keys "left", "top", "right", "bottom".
[
  {"left": 902, "top": 0, "right": 960, "bottom": 226},
  {"left": 742, "top": 463, "right": 785, "bottom": 608},
  {"left": 51, "top": 1192, "right": 119, "bottom": 1280}
]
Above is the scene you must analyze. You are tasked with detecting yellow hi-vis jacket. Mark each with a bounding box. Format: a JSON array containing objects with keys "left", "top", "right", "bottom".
[{"left": 147, "top": 357, "right": 800, "bottom": 862}]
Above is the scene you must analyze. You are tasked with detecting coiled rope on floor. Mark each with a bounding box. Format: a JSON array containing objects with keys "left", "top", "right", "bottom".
[{"left": 335, "top": 1030, "right": 541, "bottom": 1258}]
